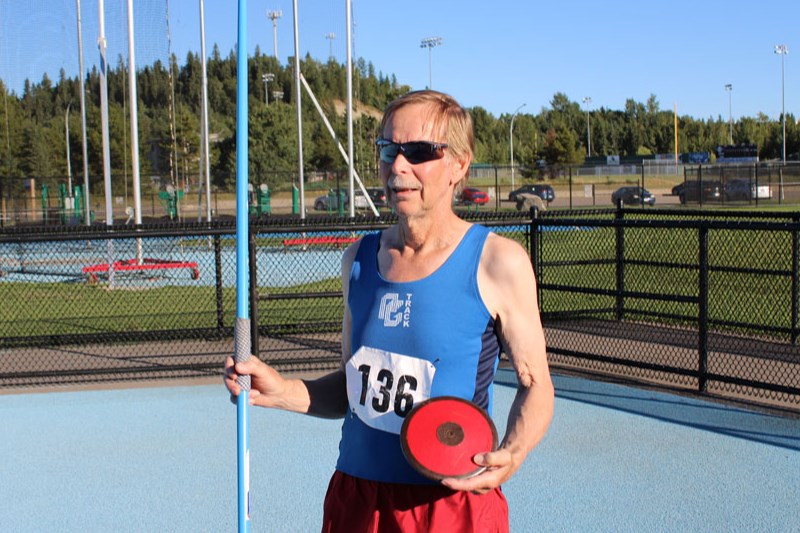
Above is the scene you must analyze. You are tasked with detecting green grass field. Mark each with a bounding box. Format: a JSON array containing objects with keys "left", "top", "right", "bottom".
[{"left": 0, "top": 218, "right": 796, "bottom": 342}]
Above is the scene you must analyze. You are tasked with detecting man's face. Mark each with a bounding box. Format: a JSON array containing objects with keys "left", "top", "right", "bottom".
[{"left": 379, "top": 103, "right": 460, "bottom": 218}]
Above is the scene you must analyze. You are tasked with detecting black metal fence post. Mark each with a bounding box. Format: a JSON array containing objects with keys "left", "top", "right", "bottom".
[
  {"left": 494, "top": 167, "right": 500, "bottom": 212},
  {"left": 248, "top": 230, "right": 259, "bottom": 358},
  {"left": 698, "top": 165, "right": 704, "bottom": 207},
  {"left": 615, "top": 199, "right": 625, "bottom": 321},
  {"left": 529, "top": 206, "right": 541, "bottom": 303},
  {"left": 698, "top": 222, "right": 709, "bottom": 392},
  {"left": 792, "top": 216, "right": 799, "bottom": 344},
  {"left": 214, "top": 234, "right": 225, "bottom": 336},
  {"left": 754, "top": 163, "right": 760, "bottom": 207},
  {"left": 640, "top": 164, "right": 645, "bottom": 207},
  {"left": 569, "top": 166, "right": 573, "bottom": 210}
]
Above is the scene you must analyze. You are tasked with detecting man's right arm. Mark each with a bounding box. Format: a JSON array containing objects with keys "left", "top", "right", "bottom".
[{"left": 224, "top": 240, "right": 360, "bottom": 419}]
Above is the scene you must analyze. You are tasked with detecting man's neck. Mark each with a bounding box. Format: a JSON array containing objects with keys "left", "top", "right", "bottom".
[{"left": 394, "top": 210, "right": 466, "bottom": 253}]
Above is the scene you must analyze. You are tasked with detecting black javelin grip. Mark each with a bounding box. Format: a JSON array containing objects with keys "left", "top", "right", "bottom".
[{"left": 400, "top": 396, "right": 498, "bottom": 481}]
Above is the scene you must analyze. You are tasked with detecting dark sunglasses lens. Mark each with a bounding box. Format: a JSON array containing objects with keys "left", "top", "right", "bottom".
[
  {"left": 402, "top": 142, "right": 436, "bottom": 164},
  {"left": 379, "top": 143, "right": 400, "bottom": 164}
]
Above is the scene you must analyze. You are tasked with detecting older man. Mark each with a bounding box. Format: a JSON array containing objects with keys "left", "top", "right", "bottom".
[{"left": 226, "top": 90, "right": 553, "bottom": 532}]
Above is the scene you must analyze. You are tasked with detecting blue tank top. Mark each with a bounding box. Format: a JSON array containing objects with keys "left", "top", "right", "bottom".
[{"left": 336, "top": 224, "right": 501, "bottom": 484}]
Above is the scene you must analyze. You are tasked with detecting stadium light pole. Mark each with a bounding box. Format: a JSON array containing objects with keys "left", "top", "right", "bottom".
[
  {"left": 582, "top": 96, "right": 592, "bottom": 157},
  {"left": 267, "top": 9, "right": 282, "bottom": 60},
  {"left": 262, "top": 73, "right": 274, "bottom": 104},
  {"left": 510, "top": 103, "right": 526, "bottom": 191},
  {"left": 325, "top": 32, "right": 335, "bottom": 61},
  {"left": 774, "top": 44, "right": 788, "bottom": 164},
  {"left": 725, "top": 84, "right": 733, "bottom": 144},
  {"left": 420, "top": 37, "right": 443, "bottom": 89}
]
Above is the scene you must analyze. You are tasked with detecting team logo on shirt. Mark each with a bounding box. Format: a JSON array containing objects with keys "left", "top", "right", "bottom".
[{"left": 378, "top": 292, "right": 413, "bottom": 327}]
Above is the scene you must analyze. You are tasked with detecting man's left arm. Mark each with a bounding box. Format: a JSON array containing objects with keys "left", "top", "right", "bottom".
[{"left": 442, "top": 234, "right": 554, "bottom": 493}]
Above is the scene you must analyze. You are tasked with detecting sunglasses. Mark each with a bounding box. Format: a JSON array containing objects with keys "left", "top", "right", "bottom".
[{"left": 375, "top": 139, "right": 448, "bottom": 165}]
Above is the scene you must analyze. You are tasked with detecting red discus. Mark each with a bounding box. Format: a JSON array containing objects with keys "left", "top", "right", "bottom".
[{"left": 400, "top": 396, "right": 498, "bottom": 481}]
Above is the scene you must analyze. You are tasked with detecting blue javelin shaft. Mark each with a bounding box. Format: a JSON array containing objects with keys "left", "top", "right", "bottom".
[{"left": 235, "top": 0, "right": 251, "bottom": 531}]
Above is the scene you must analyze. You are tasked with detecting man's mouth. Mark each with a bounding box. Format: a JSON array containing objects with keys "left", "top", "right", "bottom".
[{"left": 388, "top": 178, "right": 419, "bottom": 193}]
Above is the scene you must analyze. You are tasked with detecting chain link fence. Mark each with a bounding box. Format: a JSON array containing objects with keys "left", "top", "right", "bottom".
[
  {"left": 0, "top": 209, "right": 797, "bottom": 413},
  {"left": 537, "top": 207, "right": 800, "bottom": 411}
]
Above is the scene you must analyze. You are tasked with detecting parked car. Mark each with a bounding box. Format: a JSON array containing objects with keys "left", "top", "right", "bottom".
[
  {"left": 611, "top": 186, "right": 655, "bottom": 206},
  {"left": 313, "top": 190, "right": 349, "bottom": 211},
  {"left": 459, "top": 187, "right": 490, "bottom": 205},
  {"left": 363, "top": 187, "right": 387, "bottom": 208},
  {"left": 723, "top": 179, "right": 755, "bottom": 202},
  {"left": 672, "top": 181, "right": 722, "bottom": 204},
  {"left": 508, "top": 184, "right": 555, "bottom": 203}
]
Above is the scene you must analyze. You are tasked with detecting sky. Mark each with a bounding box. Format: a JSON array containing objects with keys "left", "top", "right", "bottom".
[{"left": 1, "top": 0, "right": 798, "bottom": 122}]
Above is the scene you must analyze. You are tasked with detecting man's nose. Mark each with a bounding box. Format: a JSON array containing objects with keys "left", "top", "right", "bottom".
[{"left": 390, "top": 152, "right": 412, "bottom": 172}]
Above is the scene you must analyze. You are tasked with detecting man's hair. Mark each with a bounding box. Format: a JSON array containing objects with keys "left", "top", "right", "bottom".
[{"left": 379, "top": 90, "right": 474, "bottom": 190}]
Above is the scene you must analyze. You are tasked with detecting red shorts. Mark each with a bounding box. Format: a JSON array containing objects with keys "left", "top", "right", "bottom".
[{"left": 321, "top": 470, "right": 509, "bottom": 533}]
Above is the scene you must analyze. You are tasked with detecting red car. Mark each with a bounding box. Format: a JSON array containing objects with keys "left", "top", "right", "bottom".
[{"left": 459, "top": 187, "right": 489, "bottom": 205}]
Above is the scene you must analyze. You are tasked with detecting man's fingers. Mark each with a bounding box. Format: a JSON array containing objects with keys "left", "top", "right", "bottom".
[
  {"left": 440, "top": 449, "right": 515, "bottom": 492},
  {"left": 441, "top": 468, "right": 503, "bottom": 493},
  {"left": 474, "top": 448, "right": 512, "bottom": 467}
]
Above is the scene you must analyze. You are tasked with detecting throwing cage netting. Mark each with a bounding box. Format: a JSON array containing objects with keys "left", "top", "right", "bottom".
[{"left": 0, "top": 0, "right": 182, "bottom": 225}]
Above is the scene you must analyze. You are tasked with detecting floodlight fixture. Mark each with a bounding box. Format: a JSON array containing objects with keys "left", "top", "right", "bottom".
[
  {"left": 420, "top": 37, "right": 444, "bottom": 88},
  {"left": 262, "top": 73, "right": 275, "bottom": 104},
  {"left": 267, "top": 9, "right": 283, "bottom": 59},
  {"left": 325, "top": 32, "right": 336, "bottom": 60}
]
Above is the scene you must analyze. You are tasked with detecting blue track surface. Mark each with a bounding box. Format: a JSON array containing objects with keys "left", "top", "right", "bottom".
[{"left": 1, "top": 370, "right": 798, "bottom": 532}]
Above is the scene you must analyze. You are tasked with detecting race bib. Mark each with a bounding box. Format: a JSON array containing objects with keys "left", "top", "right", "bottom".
[{"left": 346, "top": 346, "right": 436, "bottom": 434}]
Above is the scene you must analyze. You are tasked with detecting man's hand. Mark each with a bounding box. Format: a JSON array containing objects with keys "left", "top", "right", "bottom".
[
  {"left": 224, "top": 356, "right": 286, "bottom": 408},
  {"left": 440, "top": 448, "right": 518, "bottom": 494}
]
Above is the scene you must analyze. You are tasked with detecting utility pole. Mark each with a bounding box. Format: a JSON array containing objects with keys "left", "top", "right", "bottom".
[
  {"left": 725, "top": 84, "right": 733, "bottom": 144},
  {"left": 582, "top": 96, "right": 592, "bottom": 157},
  {"left": 65, "top": 103, "right": 72, "bottom": 194},
  {"left": 510, "top": 103, "right": 526, "bottom": 191},
  {"left": 774, "top": 44, "right": 788, "bottom": 164}
]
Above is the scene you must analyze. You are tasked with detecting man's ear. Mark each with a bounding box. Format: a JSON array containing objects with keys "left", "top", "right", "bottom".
[{"left": 448, "top": 154, "right": 472, "bottom": 186}]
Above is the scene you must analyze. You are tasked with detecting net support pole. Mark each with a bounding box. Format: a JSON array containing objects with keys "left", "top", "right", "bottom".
[
  {"left": 345, "top": 0, "right": 355, "bottom": 219},
  {"left": 76, "top": 0, "right": 91, "bottom": 226},
  {"left": 234, "top": 1, "right": 251, "bottom": 532},
  {"left": 126, "top": 0, "right": 143, "bottom": 263},
  {"left": 97, "top": 0, "right": 112, "bottom": 226},
  {"left": 291, "top": 0, "right": 305, "bottom": 219},
  {"left": 199, "top": 0, "right": 212, "bottom": 223},
  {"left": 97, "top": 0, "right": 114, "bottom": 287}
]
